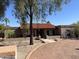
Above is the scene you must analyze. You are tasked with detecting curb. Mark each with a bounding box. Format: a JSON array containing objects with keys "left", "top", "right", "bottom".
[{"left": 25, "top": 43, "right": 51, "bottom": 59}]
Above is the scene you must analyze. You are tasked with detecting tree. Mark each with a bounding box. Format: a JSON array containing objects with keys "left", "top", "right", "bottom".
[
  {"left": 0, "top": 0, "right": 9, "bottom": 19},
  {"left": 2, "top": 17, "right": 10, "bottom": 27},
  {"left": 73, "top": 21, "right": 79, "bottom": 38},
  {"left": 17, "top": 16, "right": 27, "bottom": 29},
  {"left": 14, "top": 0, "right": 69, "bottom": 45},
  {"left": 47, "top": 21, "right": 51, "bottom": 24},
  {"left": 0, "top": 0, "right": 10, "bottom": 40},
  {"left": 2, "top": 17, "right": 10, "bottom": 39}
]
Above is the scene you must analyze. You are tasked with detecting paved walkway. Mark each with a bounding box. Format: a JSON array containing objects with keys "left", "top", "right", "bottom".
[
  {"left": 28, "top": 40, "right": 79, "bottom": 59},
  {"left": 0, "top": 38, "right": 43, "bottom": 59}
]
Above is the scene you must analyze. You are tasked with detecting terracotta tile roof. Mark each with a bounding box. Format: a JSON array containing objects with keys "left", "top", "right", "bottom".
[{"left": 32, "top": 24, "right": 55, "bottom": 29}]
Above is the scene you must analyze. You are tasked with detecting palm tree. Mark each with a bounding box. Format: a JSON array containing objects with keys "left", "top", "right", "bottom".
[
  {"left": 2, "top": 17, "right": 10, "bottom": 39},
  {"left": 3, "top": 17, "right": 10, "bottom": 27}
]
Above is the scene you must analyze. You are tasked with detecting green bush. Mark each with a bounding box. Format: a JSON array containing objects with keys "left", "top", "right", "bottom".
[
  {"left": 74, "top": 24, "right": 79, "bottom": 38},
  {"left": 72, "top": 21, "right": 79, "bottom": 38},
  {"left": 74, "top": 28, "right": 79, "bottom": 38},
  {"left": 5, "top": 30, "right": 15, "bottom": 38},
  {"left": 0, "top": 25, "right": 5, "bottom": 30}
]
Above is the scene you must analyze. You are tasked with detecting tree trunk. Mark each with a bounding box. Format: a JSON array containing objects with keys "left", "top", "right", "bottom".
[
  {"left": 29, "top": 14, "right": 33, "bottom": 45},
  {"left": 29, "top": 0, "right": 33, "bottom": 45},
  {"left": 5, "top": 22, "right": 7, "bottom": 39},
  {"left": 35, "top": 23, "right": 40, "bottom": 40}
]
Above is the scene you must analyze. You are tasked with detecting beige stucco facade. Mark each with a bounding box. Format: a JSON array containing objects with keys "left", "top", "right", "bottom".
[{"left": 60, "top": 27, "right": 74, "bottom": 38}]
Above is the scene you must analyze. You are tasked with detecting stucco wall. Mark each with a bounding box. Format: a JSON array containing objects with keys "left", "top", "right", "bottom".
[{"left": 61, "top": 27, "right": 74, "bottom": 38}]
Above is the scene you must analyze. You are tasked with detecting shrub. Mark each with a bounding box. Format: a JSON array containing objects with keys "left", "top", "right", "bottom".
[
  {"left": 72, "top": 21, "right": 79, "bottom": 38},
  {"left": 0, "top": 25, "right": 5, "bottom": 30},
  {"left": 74, "top": 28, "right": 79, "bottom": 38},
  {"left": 74, "top": 24, "right": 79, "bottom": 38},
  {"left": 5, "top": 30, "right": 15, "bottom": 38}
]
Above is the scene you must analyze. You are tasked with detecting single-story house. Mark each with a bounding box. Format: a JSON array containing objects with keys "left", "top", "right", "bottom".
[
  {"left": 54, "top": 25, "right": 75, "bottom": 38},
  {"left": 12, "top": 23, "right": 55, "bottom": 38},
  {"left": 32, "top": 23, "right": 55, "bottom": 37}
]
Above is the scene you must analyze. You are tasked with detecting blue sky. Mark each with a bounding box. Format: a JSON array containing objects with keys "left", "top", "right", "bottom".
[{"left": 5, "top": 0, "right": 79, "bottom": 27}]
